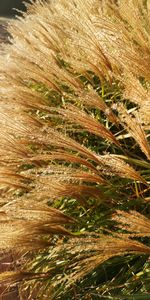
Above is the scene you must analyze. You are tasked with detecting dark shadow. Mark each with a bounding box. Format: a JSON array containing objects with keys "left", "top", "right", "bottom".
[{"left": 0, "top": 0, "right": 30, "bottom": 16}]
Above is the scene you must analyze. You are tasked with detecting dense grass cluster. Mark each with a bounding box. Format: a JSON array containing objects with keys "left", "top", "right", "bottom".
[{"left": 0, "top": 0, "right": 150, "bottom": 299}]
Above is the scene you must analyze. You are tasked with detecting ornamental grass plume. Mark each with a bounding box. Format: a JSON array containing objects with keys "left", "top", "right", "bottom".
[
  {"left": 112, "top": 210, "right": 150, "bottom": 237},
  {"left": 0, "top": 0, "right": 150, "bottom": 299}
]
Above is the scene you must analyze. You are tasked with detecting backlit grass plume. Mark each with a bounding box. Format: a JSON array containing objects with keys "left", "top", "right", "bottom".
[{"left": 0, "top": 0, "right": 150, "bottom": 299}]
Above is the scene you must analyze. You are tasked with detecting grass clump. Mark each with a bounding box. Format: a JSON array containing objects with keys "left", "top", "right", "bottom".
[{"left": 0, "top": 0, "right": 150, "bottom": 299}]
